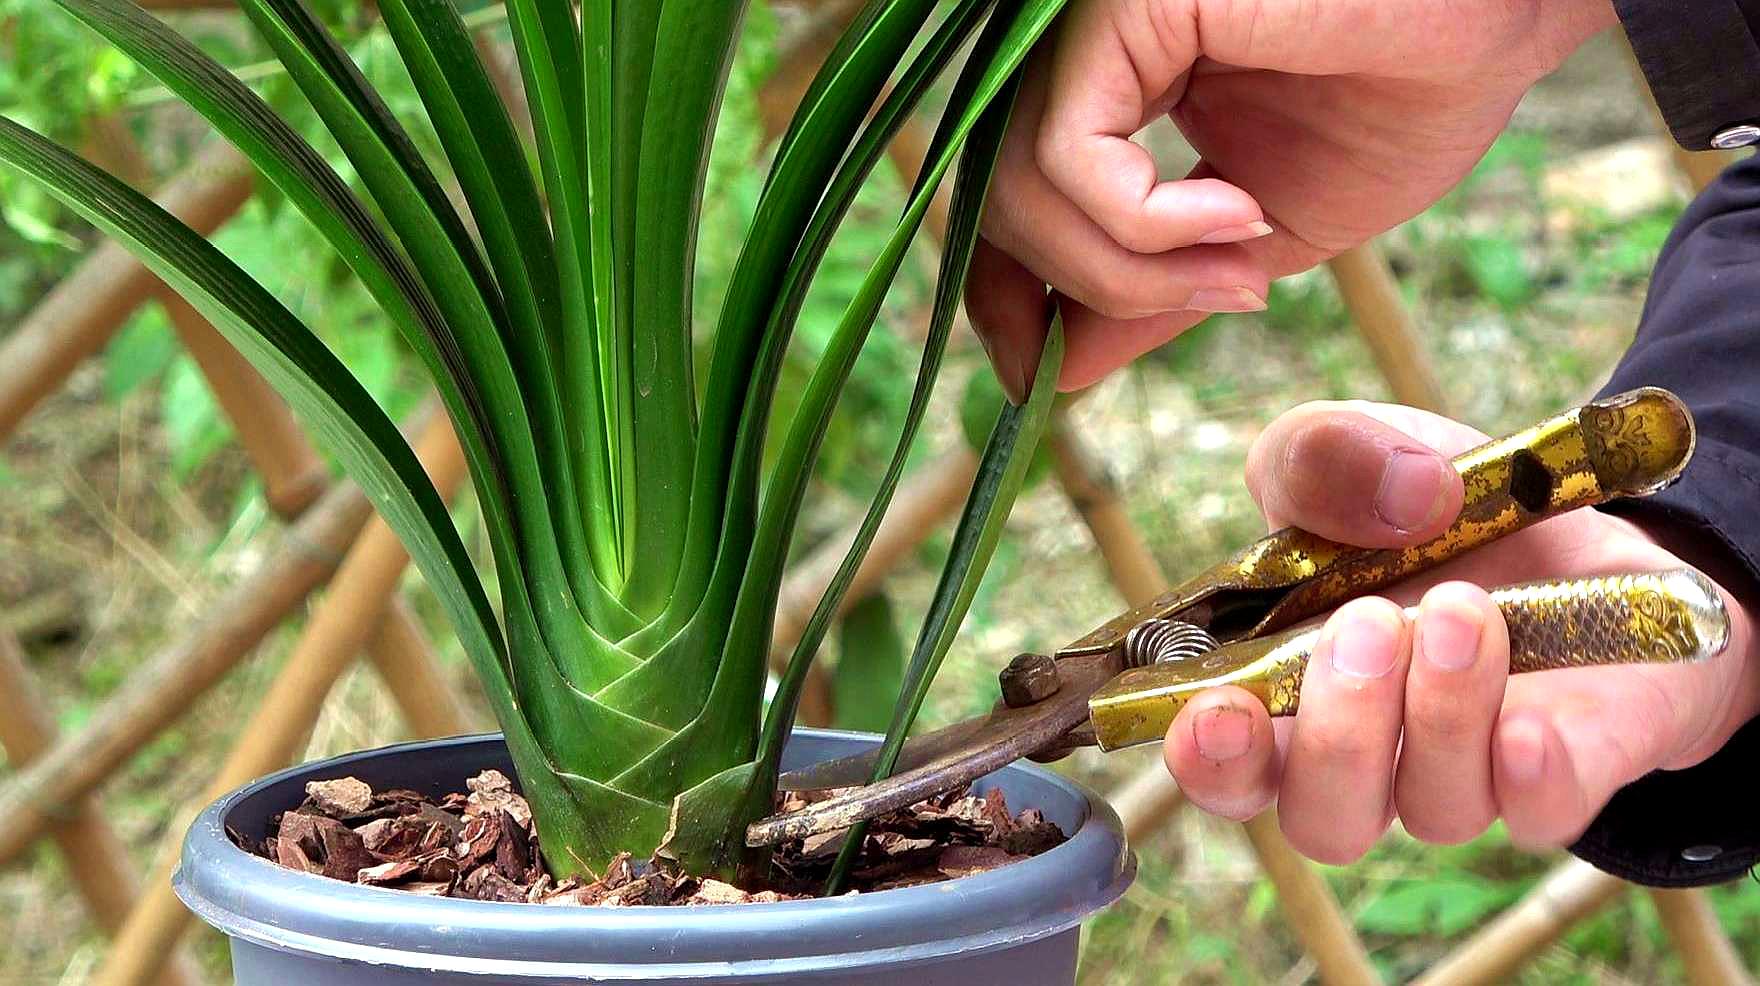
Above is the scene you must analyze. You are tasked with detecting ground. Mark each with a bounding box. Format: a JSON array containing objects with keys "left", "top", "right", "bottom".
[{"left": 0, "top": 23, "right": 1755, "bottom": 986}]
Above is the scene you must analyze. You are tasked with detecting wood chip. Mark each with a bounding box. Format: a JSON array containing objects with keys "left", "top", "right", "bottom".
[
  {"left": 687, "top": 879, "right": 748, "bottom": 906},
  {"left": 935, "top": 845, "right": 1025, "bottom": 878},
  {"left": 261, "top": 772, "right": 1065, "bottom": 905},
  {"left": 358, "top": 859, "right": 422, "bottom": 885},
  {"left": 303, "top": 777, "right": 374, "bottom": 818}
]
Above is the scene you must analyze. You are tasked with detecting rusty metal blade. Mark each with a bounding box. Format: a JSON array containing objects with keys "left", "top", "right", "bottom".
[
  {"left": 751, "top": 652, "right": 1118, "bottom": 846},
  {"left": 778, "top": 715, "right": 989, "bottom": 791}
]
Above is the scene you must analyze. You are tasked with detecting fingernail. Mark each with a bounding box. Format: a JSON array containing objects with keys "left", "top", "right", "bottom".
[
  {"left": 1193, "top": 705, "right": 1253, "bottom": 762},
  {"left": 1374, "top": 449, "right": 1449, "bottom": 533},
  {"left": 1197, "top": 220, "right": 1273, "bottom": 245},
  {"left": 1007, "top": 350, "right": 1033, "bottom": 406},
  {"left": 1188, "top": 286, "right": 1267, "bottom": 314},
  {"left": 1499, "top": 717, "right": 1547, "bottom": 785},
  {"left": 1327, "top": 605, "right": 1402, "bottom": 679},
  {"left": 1421, "top": 603, "right": 1483, "bottom": 672}
]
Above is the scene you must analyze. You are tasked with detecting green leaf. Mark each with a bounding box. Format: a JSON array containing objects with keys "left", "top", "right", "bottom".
[
  {"left": 673, "top": 0, "right": 951, "bottom": 626},
  {"left": 0, "top": 114, "right": 668, "bottom": 878},
  {"left": 238, "top": 0, "right": 641, "bottom": 662},
  {"left": 832, "top": 592, "right": 908, "bottom": 733},
  {"left": 616, "top": 1, "right": 748, "bottom": 616},
  {"left": 1459, "top": 233, "right": 1534, "bottom": 309},
  {"left": 162, "top": 355, "right": 230, "bottom": 477},
  {"left": 503, "top": 0, "right": 622, "bottom": 585},
  {"left": 105, "top": 305, "right": 178, "bottom": 399},
  {"left": 826, "top": 315, "right": 1065, "bottom": 892},
  {"left": 0, "top": 110, "right": 510, "bottom": 769},
  {"left": 1355, "top": 876, "right": 1519, "bottom": 937},
  {"left": 959, "top": 366, "right": 1051, "bottom": 485}
]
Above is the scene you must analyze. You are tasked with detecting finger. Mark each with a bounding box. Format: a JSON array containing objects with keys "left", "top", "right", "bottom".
[
  {"left": 1056, "top": 297, "right": 1211, "bottom": 393},
  {"left": 965, "top": 237, "right": 1052, "bottom": 404},
  {"left": 1244, "top": 404, "right": 1466, "bottom": 546},
  {"left": 1393, "top": 582, "right": 1510, "bottom": 843},
  {"left": 1493, "top": 659, "right": 1733, "bottom": 848},
  {"left": 984, "top": 63, "right": 1267, "bottom": 322},
  {"left": 985, "top": 145, "right": 1268, "bottom": 320},
  {"left": 1037, "top": 0, "right": 1269, "bottom": 254},
  {"left": 1164, "top": 685, "right": 1279, "bottom": 821},
  {"left": 1279, "top": 598, "right": 1411, "bottom": 863}
]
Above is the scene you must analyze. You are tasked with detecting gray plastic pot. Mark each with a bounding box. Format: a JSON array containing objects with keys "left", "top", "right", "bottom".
[{"left": 176, "top": 730, "right": 1134, "bottom": 984}]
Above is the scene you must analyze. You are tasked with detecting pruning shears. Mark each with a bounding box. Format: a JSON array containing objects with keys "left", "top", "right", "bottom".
[{"left": 746, "top": 387, "right": 1731, "bottom": 847}]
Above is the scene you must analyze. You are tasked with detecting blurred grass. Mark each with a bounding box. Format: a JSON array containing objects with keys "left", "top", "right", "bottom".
[{"left": 0, "top": 7, "right": 1754, "bottom": 985}]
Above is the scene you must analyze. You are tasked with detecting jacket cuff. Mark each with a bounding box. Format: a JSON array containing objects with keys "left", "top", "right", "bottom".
[
  {"left": 1613, "top": 0, "right": 1760, "bottom": 150},
  {"left": 1577, "top": 437, "right": 1760, "bottom": 887}
]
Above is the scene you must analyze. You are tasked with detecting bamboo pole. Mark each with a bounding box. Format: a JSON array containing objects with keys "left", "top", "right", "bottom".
[
  {"left": 160, "top": 292, "right": 328, "bottom": 517},
  {"left": 0, "top": 473, "right": 374, "bottom": 867},
  {"left": 1649, "top": 888, "right": 1756, "bottom": 986},
  {"left": 770, "top": 444, "right": 981, "bottom": 659},
  {"left": 366, "top": 597, "right": 478, "bottom": 739},
  {"left": 0, "top": 142, "right": 251, "bottom": 443},
  {"left": 1110, "top": 757, "right": 1187, "bottom": 843},
  {"left": 163, "top": 292, "right": 471, "bottom": 739},
  {"left": 0, "top": 633, "right": 202, "bottom": 986},
  {"left": 89, "top": 411, "right": 467, "bottom": 986},
  {"left": 1325, "top": 244, "right": 1448, "bottom": 415},
  {"left": 1415, "top": 860, "right": 1627, "bottom": 986},
  {"left": 1242, "top": 813, "right": 1382, "bottom": 985},
  {"left": 1044, "top": 417, "right": 1167, "bottom": 608}
]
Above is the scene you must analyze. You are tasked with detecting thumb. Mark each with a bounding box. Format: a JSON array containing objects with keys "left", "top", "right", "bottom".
[{"left": 1244, "top": 401, "right": 1481, "bottom": 548}]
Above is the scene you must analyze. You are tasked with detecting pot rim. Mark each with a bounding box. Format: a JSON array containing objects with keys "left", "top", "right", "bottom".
[{"left": 175, "top": 730, "right": 1134, "bottom": 980}]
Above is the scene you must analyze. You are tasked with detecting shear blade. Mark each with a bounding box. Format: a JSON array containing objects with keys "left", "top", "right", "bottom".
[{"left": 748, "top": 652, "right": 1118, "bottom": 847}]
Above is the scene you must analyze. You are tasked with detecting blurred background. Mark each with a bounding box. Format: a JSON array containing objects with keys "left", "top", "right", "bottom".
[{"left": 1, "top": 1, "right": 1754, "bottom": 983}]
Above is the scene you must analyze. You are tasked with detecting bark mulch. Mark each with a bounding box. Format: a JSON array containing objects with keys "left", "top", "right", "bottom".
[{"left": 238, "top": 770, "right": 1067, "bottom": 906}]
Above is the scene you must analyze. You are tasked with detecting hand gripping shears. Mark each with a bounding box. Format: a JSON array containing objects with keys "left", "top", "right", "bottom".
[{"left": 747, "top": 388, "right": 1729, "bottom": 846}]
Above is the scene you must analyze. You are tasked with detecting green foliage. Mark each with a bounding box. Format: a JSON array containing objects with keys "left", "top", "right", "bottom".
[
  {"left": 103, "top": 306, "right": 178, "bottom": 399},
  {"left": 1, "top": 0, "right": 1074, "bottom": 881},
  {"left": 1354, "top": 873, "right": 1523, "bottom": 937},
  {"left": 832, "top": 592, "right": 909, "bottom": 733}
]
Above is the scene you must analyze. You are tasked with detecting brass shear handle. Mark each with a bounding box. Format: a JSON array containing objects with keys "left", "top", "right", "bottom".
[
  {"left": 1087, "top": 568, "right": 1731, "bottom": 750},
  {"left": 1062, "top": 387, "right": 1697, "bottom": 655}
]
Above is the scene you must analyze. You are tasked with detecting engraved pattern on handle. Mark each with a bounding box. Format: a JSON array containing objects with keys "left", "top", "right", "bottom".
[{"left": 1087, "top": 568, "right": 1730, "bottom": 751}]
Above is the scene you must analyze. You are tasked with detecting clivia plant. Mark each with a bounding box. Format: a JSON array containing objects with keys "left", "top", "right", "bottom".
[{"left": 0, "top": 0, "right": 1085, "bottom": 895}]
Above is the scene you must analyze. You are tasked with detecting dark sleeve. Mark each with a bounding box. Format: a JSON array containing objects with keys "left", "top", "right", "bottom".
[
  {"left": 1570, "top": 151, "right": 1760, "bottom": 887},
  {"left": 1613, "top": 0, "right": 1760, "bottom": 150}
]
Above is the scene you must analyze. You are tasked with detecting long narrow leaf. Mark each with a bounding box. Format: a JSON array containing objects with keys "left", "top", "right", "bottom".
[
  {"left": 755, "top": 56, "right": 1017, "bottom": 783},
  {"left": 374, "top": 0, "right": 613, "bottom": 629},
  {"left": 667, "top": 0, "right": 944, "bottom": 625},
  {"left": 599, "top": 0, "right": 995, "bottom": 735},
  {"left": 824, "top": 317, "right": 1066, "bottom": 893},
  {"left": 240, "top": 0, "right": 643, "bottom": 670},
  {"left": 504, "top": 0, "right": 622, "bottom": 587},
  {"left": 617, "top": 1, "right": 747, "bottom": 616}
]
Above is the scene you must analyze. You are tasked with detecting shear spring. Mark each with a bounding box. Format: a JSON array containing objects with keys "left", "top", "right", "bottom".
[{"left": 1122, "top": 619, "right": 1220, "bottom": 668}]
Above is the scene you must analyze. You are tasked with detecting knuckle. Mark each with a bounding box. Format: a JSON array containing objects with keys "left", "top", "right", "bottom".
[
  {"left": 1406, "top": 688, "right": 1487, "bottom": 749},
  {"left": 1298, "top": 725, "right": 1382, "bottom": 773},
  {"left": 1072, "top": 260, "right": 1152, "bottom": 319},
  {"left": 1277, "top": 417, "right": 1354, "bottom": 519}
]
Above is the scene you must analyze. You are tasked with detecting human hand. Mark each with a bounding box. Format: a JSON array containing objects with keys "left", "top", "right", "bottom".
[
  {"left": 1160, "top": 401, "right": 1760, "bottom": 862},
  {"left": 968, "top": 0, "right": 1617, "bottom": 399}
]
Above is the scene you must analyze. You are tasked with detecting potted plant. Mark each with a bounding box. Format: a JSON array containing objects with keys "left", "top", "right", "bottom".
[{"left": 0, "top": 0, "right": 1133, "bottom": 981}]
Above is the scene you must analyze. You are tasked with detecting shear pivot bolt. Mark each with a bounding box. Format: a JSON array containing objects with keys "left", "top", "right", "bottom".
[{"left": 999, "top": 653, "right": 1060, "bottom": 708}]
